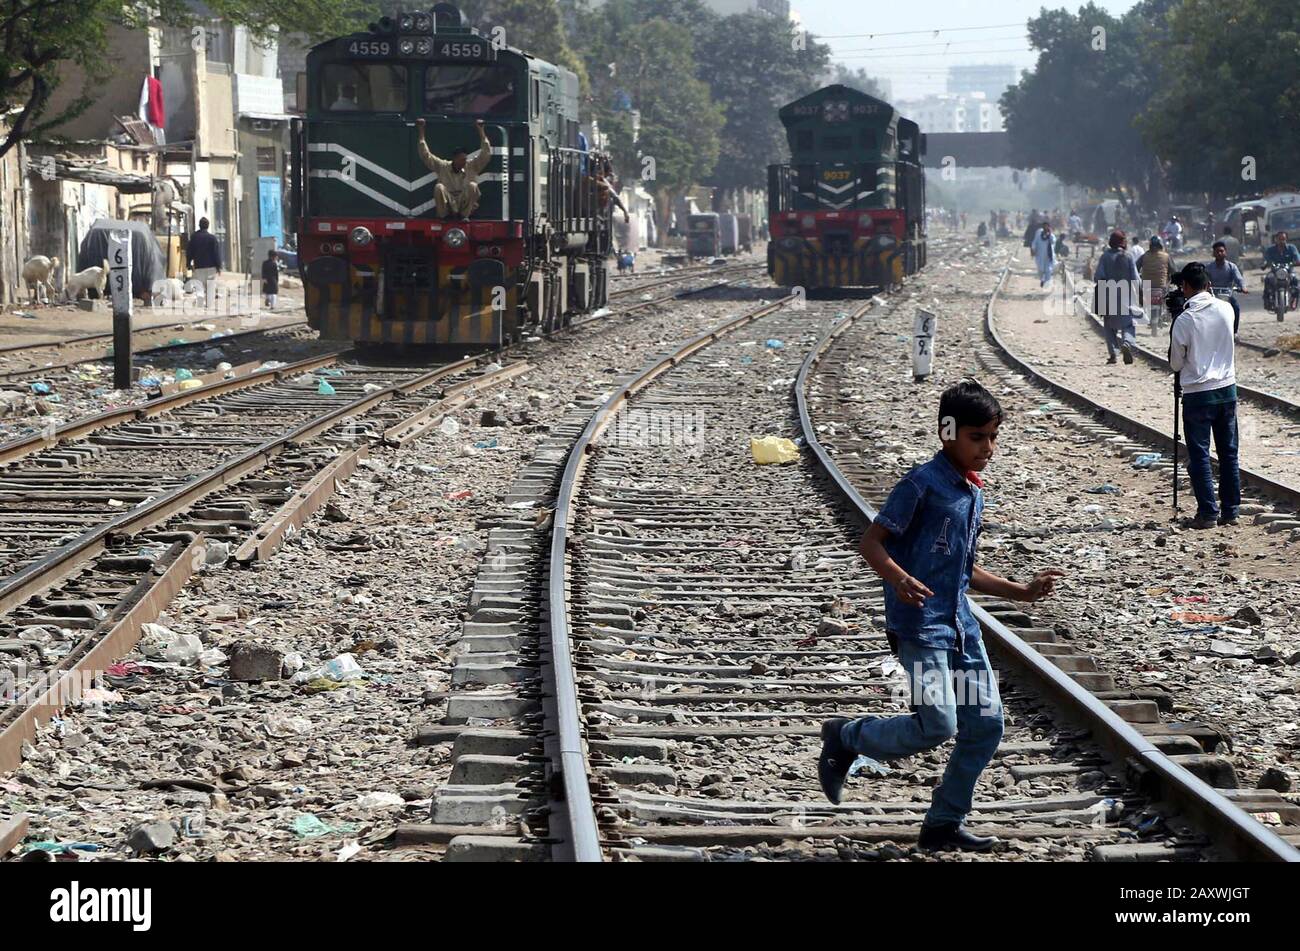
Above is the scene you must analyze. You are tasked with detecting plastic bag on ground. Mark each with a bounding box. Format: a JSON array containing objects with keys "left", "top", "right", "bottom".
[
  {"left": 322, "top": 653, "right": 364, "bottom": 681},
  {"left": 750, "top": 435, "right": 799, "bottom": 465}
]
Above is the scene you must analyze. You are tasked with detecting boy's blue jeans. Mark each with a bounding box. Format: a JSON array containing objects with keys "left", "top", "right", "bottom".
[
  {"left": 1182, "top": 399, "right": 1241, "bottom": 520},
  {"left": 840, "top": 637, "right": 1004, "bottom": 827}
]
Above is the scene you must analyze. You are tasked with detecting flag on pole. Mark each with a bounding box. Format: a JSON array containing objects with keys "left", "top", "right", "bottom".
[{"left": 138, "top": 77, "right": 166, "bottom": 144}]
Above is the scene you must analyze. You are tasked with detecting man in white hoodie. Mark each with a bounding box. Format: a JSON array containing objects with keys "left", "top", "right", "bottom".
[{"left": 1168, "top": 262, "right": 1240, "bottom": 529}]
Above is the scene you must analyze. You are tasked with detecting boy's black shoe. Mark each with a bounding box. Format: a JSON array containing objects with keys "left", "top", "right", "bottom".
[
  {"left": 1121, "top": 343, "right": 1134, "bottom": 364},
  {"left": 1106, "top": 355, "right": 1117, "bottom": 364},
  {"left": 918, "top": 822, "right": 999, "bottom": 853},
  {"left": 817, "top": 717, "right": 853, "bottom": 805}
]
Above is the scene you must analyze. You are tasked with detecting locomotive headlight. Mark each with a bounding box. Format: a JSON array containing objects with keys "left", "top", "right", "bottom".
[
  {"left": 801, "top": 216, "right": 816, "bottom": 230},
  {"left": 444, "top": 228, "right": 467, "bottom": 249},
  {"left": 320, "top": 241, "right": 332, "bottom": 254},
  {"left": 416, "top": 39, "right": 431, "bottom": 54},
  {"left": 859, "top": 215, "right": 873, "bottom": 229},
  {"left": 414, "top": 14, "right": 431, "bottom": 31},
  {"left": 400, "top": 39, "right": 415, "bottom": 54},
  {"left": 350, "top": 226, "right": 373, "bottom": 246},
  {"left": 398, "top": 14, "right": 413, "bottom": 30},
  {"left": 332, "top": 242, "right": 346, "bottom": 254}
]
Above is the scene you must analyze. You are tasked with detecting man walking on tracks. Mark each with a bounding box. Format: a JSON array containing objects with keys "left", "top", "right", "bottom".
[
  {"left": 1093, "top": 230, "right": 1139, "bottom": 365},
  {"left": 1031, "top": 222, "right": 1057, "bottom": 287},
  {"left": 1169, "top": 263, "right": 1241, "bottom": 529},
  {"left": 816, "top": 381, "right": 1065, "bottom": 852},
  {"left": 416, "top": 118, "right": 493, "bottom": 219}
]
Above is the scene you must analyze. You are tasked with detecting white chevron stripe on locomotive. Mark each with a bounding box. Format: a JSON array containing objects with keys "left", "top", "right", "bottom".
[{"left": 307, "top": 141, "right": 509, "bottom": 191}]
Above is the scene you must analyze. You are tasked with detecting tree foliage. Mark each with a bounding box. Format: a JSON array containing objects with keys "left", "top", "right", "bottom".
[
  {"left": 999, "top": 3, "right": 1164, "bottom": 208},
  {"left": 1140, "top": 0, "right": 1300, "bottom": 193},
  {"left": 0, "top": 0, "right": 369, "bottom": 157},
  {"left": 826, "top": 64, "right": 883, "bottom": 99},
  {"left": 456, "top": 0, "right": 587, "bottom": 88},
  {"left": 695, "top": 13, "right": 830, "bottom": 192}
]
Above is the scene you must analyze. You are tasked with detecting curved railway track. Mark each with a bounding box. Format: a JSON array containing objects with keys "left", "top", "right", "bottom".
[
  {"left": 402, "top": 260, "right": 1299, "bottom": 862},
  {"left": 0, "top": 269, "right": 767, "bottom": 776}
]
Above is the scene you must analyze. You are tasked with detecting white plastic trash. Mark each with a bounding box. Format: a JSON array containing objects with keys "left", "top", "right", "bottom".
[
  {"left": 438, "top": 416, "right": 461, "bottom": 436},
  {"left": 322, "top": 653, "right": 364, "bottom": 681}
]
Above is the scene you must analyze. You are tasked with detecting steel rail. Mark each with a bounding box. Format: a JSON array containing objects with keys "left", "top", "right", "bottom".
[
  {"left": 1066, "top": 268, "right": 1300, "bottom": 418},
  {"left": 547, "top": 292, "right": 799, "bottom": 861},
  {"left": 795, "top": 262, "right": 1298, "bottom": 861},
  {"left": 0, "top": 318, "right": 311, "bottom": 383},
  {"left": 991, "top": 267, "right": 1300, "bottom": 510},
  {"left": 0, "top": 352, "right": 495, "bottom": 616},
  {"left": 0, "top": 347, "right": 350, "bottom": 467}
]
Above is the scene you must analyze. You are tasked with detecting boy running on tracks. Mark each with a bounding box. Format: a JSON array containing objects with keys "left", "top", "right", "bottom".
[{"left": 817, "top": 381, "right": 1065, "bottom": 852}]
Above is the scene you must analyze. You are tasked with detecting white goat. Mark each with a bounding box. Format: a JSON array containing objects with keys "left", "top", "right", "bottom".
[
  {"left": 64, "top": 265, "right": 106, "bottom": 302},
  {"left": 21, "top": 256, "right": 60, "bottom": 305}
]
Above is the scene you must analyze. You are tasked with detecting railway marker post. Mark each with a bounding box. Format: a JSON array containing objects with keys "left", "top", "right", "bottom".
[
  {"left": 108, "top": 229, "right": 134, "bottom": 390},
  {"left": 912, "top": 308, "right": 936, "bottom": 381}
]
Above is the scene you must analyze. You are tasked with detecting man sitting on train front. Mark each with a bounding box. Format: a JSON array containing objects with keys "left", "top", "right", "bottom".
[{"left": 415, "top": 118, "right": 492, "bottom": 219}]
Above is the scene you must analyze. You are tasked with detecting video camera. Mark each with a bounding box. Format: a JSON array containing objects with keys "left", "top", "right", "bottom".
[{"left": 1164, "top": 283, "right": 1187, "bottom": 321}]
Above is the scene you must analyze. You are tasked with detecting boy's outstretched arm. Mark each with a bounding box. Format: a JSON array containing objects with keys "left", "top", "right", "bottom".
[
  {"left": 859, "top": 521, "right": 933, "bottom": 607},
  {"left": 970, "top": 565, "right": 1065, "bottom": 602}
]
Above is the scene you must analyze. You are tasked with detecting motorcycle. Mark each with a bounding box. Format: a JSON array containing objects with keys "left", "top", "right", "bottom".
[
  {"left": 1263, "top": 263, "right": 1297, "bottom": 322},
  {"left": 1148, "top": 284, "right": 1168, "bottom": 335}
]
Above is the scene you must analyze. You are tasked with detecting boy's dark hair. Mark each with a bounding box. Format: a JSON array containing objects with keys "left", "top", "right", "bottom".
[
  {"left": 1212, "top": 240, "right": 1226, "bottom": 251},
  {"left": 939, "top": 380, "right": 1003, "bottom": 432}
]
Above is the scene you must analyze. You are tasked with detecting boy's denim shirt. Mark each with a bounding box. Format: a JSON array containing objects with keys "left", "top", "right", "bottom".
[{"left": 873, "top": 451, "right": 983, "bottom": 650}]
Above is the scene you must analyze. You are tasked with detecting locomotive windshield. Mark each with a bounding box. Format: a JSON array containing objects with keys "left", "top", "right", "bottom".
[
  {"left": 424, "top": 65, "right": 518, "bottom": 116},
  {"left": 320, "top": 63, "right": 408, "bottom": 112}
]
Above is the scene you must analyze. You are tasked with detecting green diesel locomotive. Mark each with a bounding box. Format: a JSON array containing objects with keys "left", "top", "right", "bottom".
[
  {"left": 291, "top": 3, "right": 609, "bottom": 351},
  {"left": 767, "top": 85, "right": 927, "bottom": 289}
]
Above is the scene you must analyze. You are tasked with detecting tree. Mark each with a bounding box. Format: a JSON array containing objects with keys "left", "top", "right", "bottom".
[
  {"left": 0, "top": 0, "right": 368, "bottom": 158},
  {"left": 999, "top": 3, "right": 1166, "bottom": 212},
  {"left": 1140, "top": 0, "right": 1300, "bottom": 194},
  {"left": 457, "top": 0, "right": 587, "bottom": 88},
  {"left": 695, "top": 13, "right": 831, "bottom": 196},
  {"left": 826, "top": 64, "right": 883, "bottom": 99}
]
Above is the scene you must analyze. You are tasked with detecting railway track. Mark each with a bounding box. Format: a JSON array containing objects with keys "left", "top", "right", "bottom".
[
  {"left": 399, "top": 261, "right": 1298, "bottom": 862},
  {"left": 0, "top": 269, "right": 768, "bottom": 779},
  {"left": 1065, "top": 268, "right": 1300, "bottom": 421}
]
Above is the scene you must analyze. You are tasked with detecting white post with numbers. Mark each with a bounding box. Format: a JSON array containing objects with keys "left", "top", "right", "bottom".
[
  {"left": 108, "top": 228, "right": 133, "bottom": 389},
  {"left": 912, "top": 308, "right": 937, "bottom": 381}
]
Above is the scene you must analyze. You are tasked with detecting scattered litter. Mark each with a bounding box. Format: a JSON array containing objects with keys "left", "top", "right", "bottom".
[
  {"left": 439, "top": 416, "right": 461, "bottom": 436},
  {"left": 264, "top": 713, "right": 313, "bottom": 738},
  {"left": 363, "top": 383, "right": 383, "bottom": 393},
  {"left": 174, "top": 368, "right": 194, "bottom": 381},
  {"left": 291, "top": 814, "right": 356, "bottom": 838},
  {"left": 322, "top": 653, "right": 364, "bottom": 681},
  {"left": 1085, "top": 484, "right": 1119, "bottom": 494},
  {"left": 750, "top": 435, "right": 799, "bottom": 465},
  {"left": 1172, "top": 612, "right": 1231, "bottom": 623},
  {"left": 337, "top": 840, "right": 363, "bottom": 862},
  {"left": 138, "top": 376, "right": 161, "bottom": 389},
  {"left": 1081, "top": 503, "right": 1105, "bottom": 514},
  {"left": 29, "top": 382, "right": 51, "bottom": 395},
  {"left": 446, "top": 489, "right": 472, "bottom": 501},
  {"left": 317, "top": 379, "right": 336, "bottom": 396},
  {"left": 764, "top": 338, "right": 785, "bottom": 349},
  {"left": 1132, "top": 453, "right": 1162, "bottom": 469},
  {"left": 354, "top": 791, "right": 404, "bottom": 810},
  {"left": 474, "top": 437, "right": 498, "bottom": 449},
  {"left": 848, "top": 755, "right": 891, "bottom": 778}
]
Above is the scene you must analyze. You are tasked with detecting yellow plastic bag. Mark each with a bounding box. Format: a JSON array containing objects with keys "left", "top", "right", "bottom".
[
  {"left": 750, "top": 435, "right": 799, "bottom": 464},
  {"left": 177, "top": 378, "right": 204, "bottom": 390}
]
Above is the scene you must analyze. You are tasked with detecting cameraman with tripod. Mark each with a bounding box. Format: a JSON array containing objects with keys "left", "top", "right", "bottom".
[{"left": 1168, "top": 263, "right": 1240, "bottom": 529}]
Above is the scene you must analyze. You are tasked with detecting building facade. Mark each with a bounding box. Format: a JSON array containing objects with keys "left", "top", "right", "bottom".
[
  {"left": 946, "top": 64, "right": 1017, "bottom": 103},
  {"left": 897, "top": 93, "right": 1005, "bottom": 135}
]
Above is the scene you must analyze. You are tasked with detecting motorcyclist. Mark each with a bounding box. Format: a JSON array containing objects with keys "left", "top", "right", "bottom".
[
  {"left": 1137, "top": 235, "right": 1175, "bottom": 332},
  {"left": 1206, "top": 240, "right": 1248, "bottom": 335},
  {"left": 1162, "top": 214, "right": 1183, "bottom": 251},
  {"left": 1262, "top": 230, "right": 1300, "bottom": 312}
]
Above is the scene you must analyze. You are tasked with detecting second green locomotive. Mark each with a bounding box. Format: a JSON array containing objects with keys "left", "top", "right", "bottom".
[{"left": 767, "top": 85, "right": 927, "bottom": 289}]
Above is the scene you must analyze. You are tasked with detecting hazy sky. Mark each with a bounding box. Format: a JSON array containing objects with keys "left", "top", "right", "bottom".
[{"left": 796, "top": 0, "right": 1140, "bottom": 100}]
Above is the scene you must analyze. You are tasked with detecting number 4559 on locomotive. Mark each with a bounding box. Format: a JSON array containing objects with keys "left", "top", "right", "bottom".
[{"left": 290, "top": 3, "right": 612, "bottom": 352}]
